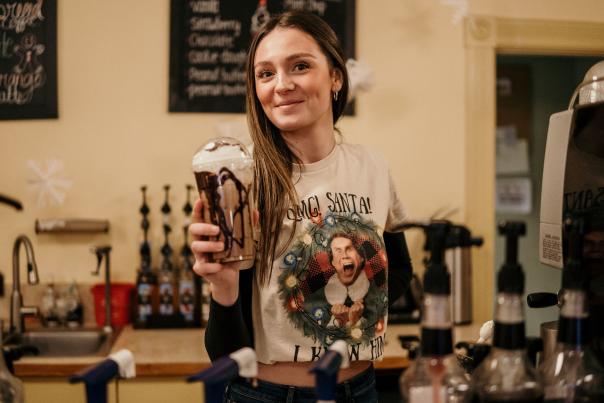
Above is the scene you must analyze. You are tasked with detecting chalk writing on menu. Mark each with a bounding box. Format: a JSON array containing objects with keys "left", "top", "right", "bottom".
[
  {"left": 0, "top": 0, "right": 57, "bottom": 120},
  {"left": 169, "top": 0, "right": 355, "bottom": 113}
]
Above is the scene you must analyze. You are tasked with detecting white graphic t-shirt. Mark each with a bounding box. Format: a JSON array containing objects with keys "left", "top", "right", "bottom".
[{"left": 252, "top": 143, "right": 406, "bottom": 364}]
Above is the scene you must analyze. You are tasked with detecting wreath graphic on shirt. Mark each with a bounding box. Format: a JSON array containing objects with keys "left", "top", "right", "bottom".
[{"left": 277, "top": 212, "right": 388, "bottom": 347}]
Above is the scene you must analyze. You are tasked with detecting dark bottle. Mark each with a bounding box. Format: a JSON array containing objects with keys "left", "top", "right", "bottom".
[
  {"left": 540, "top": 215, "right": 604, "bottom": 402},
  {"left": 136, "top": 185, "right": 158, "bottom": 324},
  {"left": 472, "top": 221, "right": 544, "bottom": 402},
  {"left": 136, "top": 266, "right": 158, "bottom": 324},
  {"left": 178, "top": 185, "right": 197, "bottom": 324},
  {"left": 158, "top": 185, "right": 177, "bottom": 316},
  {"left": 400, "top": 221, "right": 473, "bottom": 403}
]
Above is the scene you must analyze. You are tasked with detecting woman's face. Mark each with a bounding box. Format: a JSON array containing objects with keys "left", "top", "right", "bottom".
[{"left": 253, "top": 27, "right": 342, "bottom": 134}]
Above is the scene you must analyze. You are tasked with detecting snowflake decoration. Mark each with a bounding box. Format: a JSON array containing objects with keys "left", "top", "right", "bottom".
[
  {"left": 440, "top": 0, "right": 468, "bottom": 25},
  {"left": 27, "top": 159, "right": 72, "bottom": 207}
]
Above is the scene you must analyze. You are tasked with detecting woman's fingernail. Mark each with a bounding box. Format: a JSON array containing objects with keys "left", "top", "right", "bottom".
[{"left": 212, "top": 226, "right": 220, "bottom": 234}]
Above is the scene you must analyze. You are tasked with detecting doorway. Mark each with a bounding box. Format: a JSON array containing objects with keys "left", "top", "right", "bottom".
[
  {"left": 495, "top": 55, "right": 601, "bottom": 336},
  {"left": 463, "top": 16, "right": 604, "bottom": 324}
]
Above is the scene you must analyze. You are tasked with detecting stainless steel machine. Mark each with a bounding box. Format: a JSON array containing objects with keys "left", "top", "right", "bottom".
[{"left": 539, "top": 60, "right": 604, "bottom": 363}]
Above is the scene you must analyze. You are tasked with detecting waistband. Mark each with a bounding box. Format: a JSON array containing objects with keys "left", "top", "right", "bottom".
[{"left": 227, "top": 365, "right": 376, "bottom": 402}]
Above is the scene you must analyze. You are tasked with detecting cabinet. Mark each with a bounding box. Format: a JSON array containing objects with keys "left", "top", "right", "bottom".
[
  {"left": 117, "top": 377, "right": 203, "bottom": 403},
  {"left": 23, "top": 378, "right": 203, "bottom": 403},
  {"left": 23, "top": 378, "right": 117, "bottom": 403}
]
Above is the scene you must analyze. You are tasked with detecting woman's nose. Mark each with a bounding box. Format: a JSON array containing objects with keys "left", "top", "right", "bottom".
[{"left": 275, "top": 72, "right": 295, "bottom": 92}]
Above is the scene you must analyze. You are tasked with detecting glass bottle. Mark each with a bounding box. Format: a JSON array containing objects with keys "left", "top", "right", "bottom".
[
  {"left": 0, "top": 346, "right": 23, "bottom": 402},
  {"left": 400, "top": 221, "right": 472, "bottom": 403},
  {"left": 473, "top": 221, "right": 544, "bottom": 403},
  {"left": 540, "top": 215, "right": 604, "bottom": 402}
]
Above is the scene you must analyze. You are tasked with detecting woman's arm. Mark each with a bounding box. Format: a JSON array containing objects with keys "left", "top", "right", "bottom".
[
  {"left": 384, "top": 231, "right": 413, "bottom": 306},
  {"left": 204, "top": 268, "right": 254, "bottom": 361}
]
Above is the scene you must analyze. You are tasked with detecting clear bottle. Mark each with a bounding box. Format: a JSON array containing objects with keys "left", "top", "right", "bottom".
[
  {"left": 40, "top": 283, "right": 59, "bottom": 327},
  {"left": 540, "top": 216, "right": 604, "bottom": 402},
  {"left": 0, "top": 349, "right": 23, "bottom": 403},
  {"left": 400, "top": 221, "right": 473, "bottom": 403},
  {"left": 64, "top": 281, "right": 84, "bottom": 328},
  {"left": 472, "top": 222, "right": 544, "bottom": 403}
]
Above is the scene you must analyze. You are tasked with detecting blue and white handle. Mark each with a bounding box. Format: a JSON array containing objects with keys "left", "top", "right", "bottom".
[
  {"left": 310, "top": 340, "right": 350, "bottom": 403},
  {"left": 187, "top": 347, "right": 257, "bottom": 403},
  {"left": 69, "top": 349, "right": 135, "bottom": 403}
]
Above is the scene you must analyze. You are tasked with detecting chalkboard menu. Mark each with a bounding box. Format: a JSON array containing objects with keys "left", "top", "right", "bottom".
[
  {"left": 0, "top": 0, "right": 57, "bottom": 120},
  {"left": 169, "top": 0, "right": 355, "bottom": 113}
]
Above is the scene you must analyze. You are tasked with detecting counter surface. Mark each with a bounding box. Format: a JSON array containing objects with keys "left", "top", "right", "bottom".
[{"left": 14, "top": 323, "right": 483, "bottom": 377}]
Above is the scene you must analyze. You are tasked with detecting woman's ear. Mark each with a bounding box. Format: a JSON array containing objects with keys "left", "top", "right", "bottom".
[{"left": 331, "top": 67, "right": 343, "bottom": 93}]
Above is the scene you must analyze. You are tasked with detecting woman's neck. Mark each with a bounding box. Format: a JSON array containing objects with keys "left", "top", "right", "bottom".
[{"left": 281, "top": 125, "right": 336, "bottom": 164}]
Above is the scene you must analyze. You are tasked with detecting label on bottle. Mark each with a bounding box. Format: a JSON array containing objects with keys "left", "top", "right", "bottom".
[
  {"left": 179, "top": 278, "right": 195, "bottom": 322},
  {"left": 137, "top": 283, "right": 153, "bottom": 321},
  {"left": 201, "top": 282, "right": 210, "bottom": 324},
  {"left": 409, "top": 386, "right": 445, "bottom": 403},
  {"left": 159, "top": 282, "right": 174, "bottom": 315}
]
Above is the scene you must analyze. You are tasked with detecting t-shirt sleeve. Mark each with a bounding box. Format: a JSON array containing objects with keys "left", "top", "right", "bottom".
[
  {"left": 385, "top": 169, "right": 407, "bottom": 232},
  {"left": 204, "top": 268, "right": 254, "bottom": 362}
]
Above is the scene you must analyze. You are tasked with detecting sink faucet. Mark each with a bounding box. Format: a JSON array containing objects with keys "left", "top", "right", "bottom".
[
  {"left": 91, "top": 245, "right": 113, "bottom": 334},
  {"left": 10, "top": 235, "right": 40, "bottom": 334}
]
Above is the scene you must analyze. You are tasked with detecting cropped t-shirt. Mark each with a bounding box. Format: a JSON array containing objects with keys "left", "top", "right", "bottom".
[{"left": 251, "top": 143, "right": 406, "bottom": 363}]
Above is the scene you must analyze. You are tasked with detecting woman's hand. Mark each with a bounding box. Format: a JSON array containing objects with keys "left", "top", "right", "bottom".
[{"left": 189, "top": 198, "right": 241, "bottom": 306}]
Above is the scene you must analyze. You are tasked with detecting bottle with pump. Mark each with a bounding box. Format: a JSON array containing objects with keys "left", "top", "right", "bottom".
[
  {"left": 179, "top": 185, "right": 197, "bottom": 324},
  {"left": 540, "top": 215, "right": 604, "bottom": 402},
  {"left": 472, "top": 221, "right": 544, "bottom": 402},
  {"left": 400, "top": 221, "right": 473, "bottom": 403},
  {"left": 136, "top": 186, "right": 158, "bottom": 325},
  {"left": 158, "top": 185, "right": 177, "bottom": 316}
]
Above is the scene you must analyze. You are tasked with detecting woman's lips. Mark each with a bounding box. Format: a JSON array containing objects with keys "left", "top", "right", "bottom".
[{"left": 276, "top": 100, "right": 303, "bottom": 107}]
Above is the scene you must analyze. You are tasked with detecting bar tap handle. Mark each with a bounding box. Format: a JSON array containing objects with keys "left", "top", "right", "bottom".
[
  {"left": 187, "top": 347, "right": 258, "bottom": 403},
  {"left": 309, "top": 340, "right": 350, "bottom": 403}
]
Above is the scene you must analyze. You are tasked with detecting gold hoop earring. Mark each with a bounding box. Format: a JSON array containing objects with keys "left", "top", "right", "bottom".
[{"left": 333, "top": 91, "right": 339, "bottom": 101}]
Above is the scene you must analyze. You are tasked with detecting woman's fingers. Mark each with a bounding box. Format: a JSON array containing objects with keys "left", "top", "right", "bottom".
[
  {"left": 191, "top": 239, "right": 224, "bottom": 254},
  {"left": 189, "top": 222, "right": 220, "bottom": 240}
]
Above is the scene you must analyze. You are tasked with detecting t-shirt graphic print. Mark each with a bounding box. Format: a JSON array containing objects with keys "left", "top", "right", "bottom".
[{"left": 277, "top": 212, "right": 388, "bottom": 349}]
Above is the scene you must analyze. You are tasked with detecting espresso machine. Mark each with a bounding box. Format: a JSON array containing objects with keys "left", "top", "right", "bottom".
[{"left": 537, "top": 59, "right": 604, "bottom": 364}]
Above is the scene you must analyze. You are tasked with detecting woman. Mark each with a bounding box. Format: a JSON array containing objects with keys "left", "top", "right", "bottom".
[{"left": 190, "top": 10, "right": 412, "bottom": 402}]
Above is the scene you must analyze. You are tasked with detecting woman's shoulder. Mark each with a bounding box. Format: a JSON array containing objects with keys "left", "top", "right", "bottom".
[{"left": 337, "top": 142, "right": 389, "bottom": 168}]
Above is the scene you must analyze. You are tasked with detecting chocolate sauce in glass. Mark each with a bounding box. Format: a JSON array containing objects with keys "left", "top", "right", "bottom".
[{"left": 194, "top": 168, "right": 254, "bottom": 268}]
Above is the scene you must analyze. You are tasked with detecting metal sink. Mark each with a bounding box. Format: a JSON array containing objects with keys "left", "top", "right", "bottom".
[{"left": 3, "top": 328, "right": 116, "bottom": 357}]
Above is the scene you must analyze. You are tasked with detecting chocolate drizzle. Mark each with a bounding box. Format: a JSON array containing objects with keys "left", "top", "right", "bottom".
[{"left": 195, "top": 167, "right": 254, "bottom": 265}]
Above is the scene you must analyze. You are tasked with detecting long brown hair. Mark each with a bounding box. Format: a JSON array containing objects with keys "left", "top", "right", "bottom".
[{"left": 246, "top": 10, "right": 350, "bottom": 285}]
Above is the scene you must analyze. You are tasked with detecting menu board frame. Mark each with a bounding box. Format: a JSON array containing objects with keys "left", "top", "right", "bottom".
[
  {"left": 0, "top": 0, "right": 58, "bottom": 120},
  {"left": 169, "top": 0, "right": 356, "bottom": 114}
]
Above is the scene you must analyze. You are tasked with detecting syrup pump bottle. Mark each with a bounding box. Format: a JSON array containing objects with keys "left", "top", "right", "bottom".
[
  {"left": 178, "top": 185, "right": 197, "bottom": 325},
  {"left": 136, "top": 186, "right": 158, "bottom": 325},
  {"left": 472, "top": 221, "right": 544, "bottom": 402},
  {"left": 540, "top": 215, "right": 604, "bottom": 402},
  {"left": 158, "top": 185, "right": 177, "bottom": 317},
  {"left": 400, "top": 221, "right": 472, "bottom": 403}
]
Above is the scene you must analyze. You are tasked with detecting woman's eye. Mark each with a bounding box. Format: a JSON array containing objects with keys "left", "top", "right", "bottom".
[
  {"left": 293, "top": 62, "right": 309, "bottom": 71},
  {"left": 256, "top": 70, "right": 273, "bottom": 79}
]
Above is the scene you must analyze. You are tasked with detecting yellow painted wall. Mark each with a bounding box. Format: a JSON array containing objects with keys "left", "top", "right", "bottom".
[{"left": 2, "top": 1, "right": 604, "bottom": 300}]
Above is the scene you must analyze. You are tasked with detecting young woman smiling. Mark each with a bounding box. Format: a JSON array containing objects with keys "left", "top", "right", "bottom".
[{"left": 189, "top": 10, "right": 413, "bottom": 402}]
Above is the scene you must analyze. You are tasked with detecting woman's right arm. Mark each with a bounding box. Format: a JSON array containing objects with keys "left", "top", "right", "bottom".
[{"left": 189, "top": 199, "right": 253, "bottom": 361}]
